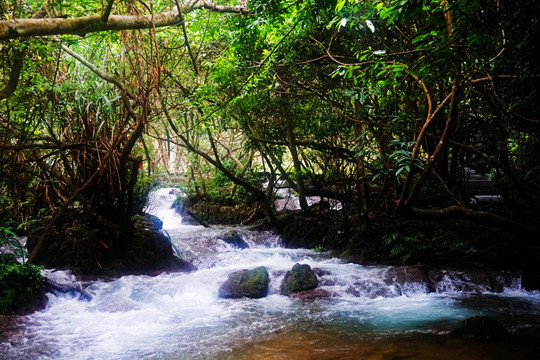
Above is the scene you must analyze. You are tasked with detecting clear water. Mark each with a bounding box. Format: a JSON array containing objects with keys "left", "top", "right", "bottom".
[{"left": 1, "top": 188, "right": 539, "bottom": 359}]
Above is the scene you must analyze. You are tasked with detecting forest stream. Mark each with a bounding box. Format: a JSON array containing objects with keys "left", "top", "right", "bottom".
[{"left": 1, "top": 188, "right": 540, "bottom": 359}]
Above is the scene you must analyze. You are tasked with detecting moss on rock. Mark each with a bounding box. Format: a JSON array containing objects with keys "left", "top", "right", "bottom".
[{"left": 218, "top": 266, "right": 269, "bottom": 299}]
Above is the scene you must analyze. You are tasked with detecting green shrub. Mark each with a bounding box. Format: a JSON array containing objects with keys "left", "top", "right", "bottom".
[
  {"left": 0, "top": 264, "right": 44, "bottom": 314},
  {"left": 1, "top": 225, "right": 27, "bottom": 262}
]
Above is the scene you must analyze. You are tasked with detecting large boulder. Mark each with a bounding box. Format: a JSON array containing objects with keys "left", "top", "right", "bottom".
[
  {"left": 218, "top": 266, "right": 269, "bottom": 299},
  {"left": 384, "top": 265, "right": 521, "bottom": 294},
  {"left": 26, "top": 212, "right": 196, "bottom": 277},
  {"left": 126, "top": 224, "right": 197, "bottom": 276},
  {"left": 451, "top": 316, "right": 507, "bottom": 340},
  {"left": 138, "top": 213, "right": 163, "bottom": 231},
  {"left": 384, "top": 264, "right": 435, "bottom": 293},
  {"left": 281, "top": 263, "right": 319, "bottom": 296},
  {"left": 222, "top": 230, "right": 249, "bottom": 249}
]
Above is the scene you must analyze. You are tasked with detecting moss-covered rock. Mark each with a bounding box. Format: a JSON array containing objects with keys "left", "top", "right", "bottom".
[
  {"left": 281, "top": 263, "right": 319, "bottom": 296},
  {"left": 218, "top": 266, "right": 269, "bottom": 299}
]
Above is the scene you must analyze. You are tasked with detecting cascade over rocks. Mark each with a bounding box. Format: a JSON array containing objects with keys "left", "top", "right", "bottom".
[
  {"left": 26, "top": 212, "right": 196, "bottom": 277},
  {"left": 384, "top": 264, "right": 518, "bottom": 294},
  {"left": 218, "top": 266, "right": 269, "bottom": 299},
  {"left": 384, "top": 264, "right": 436, "bottom": 293},
  {"left": 347, "top": 279, "right": 402, "bottom": 299},
  {"left": 45, "top": 277, "right": 93, "bottom": 301},
  {"left": 221, "top": 230, "right": 249, "bottom": 249},
  {"left": 281, "top": 263, "right": 319, "bottom": 296}
]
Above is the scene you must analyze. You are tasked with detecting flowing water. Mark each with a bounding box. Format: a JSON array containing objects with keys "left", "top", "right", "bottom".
[{"left": 1, "top": 188, "right": 540, "bottom": 359}]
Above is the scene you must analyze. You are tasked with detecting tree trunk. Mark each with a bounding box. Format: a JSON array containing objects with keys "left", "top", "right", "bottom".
[
  {"left": 354, "top": 99, "right": 369, "bottom": 217},
  {"left": 287, "top": 125, "right": 309, "bottom": 211}
]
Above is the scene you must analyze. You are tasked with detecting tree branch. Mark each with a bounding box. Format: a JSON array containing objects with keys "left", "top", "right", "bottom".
[
  {"left": 102, "top": 0, "right": 116, "bottom": 22},
  {"left": 175, "top": 0, "right": 199, "bottom": 75},
  {"left": 195, "top": 0, "right": 250, "bottom": 14},
  {"left": 403, "top": 77, "right": 460, "bottom": 210},
  {"left": 0, "top": 49, "right": 24, "bottom": 100},
  {"left": 59, "top": 42, "right": 136, "bottom": 99},
  {"left": 409, "top": 206, "right": 530, "bottom": 234},
  {"left": 0, "top": 1, "right": 249, "bottom": 40},
  {"left": 1, "top": 11, "right": 180, "bottom": 40}
]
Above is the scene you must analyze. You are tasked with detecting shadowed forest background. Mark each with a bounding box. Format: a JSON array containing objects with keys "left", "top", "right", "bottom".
[{"left": 1, "top": 0, "right": 539, "bottom": 299}]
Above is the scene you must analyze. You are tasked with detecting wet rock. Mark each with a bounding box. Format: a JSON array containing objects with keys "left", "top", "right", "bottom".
[
  {"left": 128, "top": 227, "right": 197, "bottom": 276},
  {"left": 222, "top": 230, "right": 249, "bottom": 249},
  {"left": 271, "top": 269, "right": 287, "bottom": 278},
  {"left": 312, "top": 268, "right": 331, "bottom": 277},
  {"left": 385, "top": 265, "right": 434, "bottom": 293},
  {"left": 281, "top": 263, "right": 319, "bottom": 296},
  {"left": 451, "top": 316, "right": 507, "bottom": 340},
  {"left": 289, "top": 288, "right": 332, "bottom": 300},
  {"left": 45, "top": 277, "right": 93, "bottom": 301},
  {"left": 319, "top": 278, "right": 336, "bottom": 286},
  {"left": 138, "top": 213, "right": 163, "bottom": 231},
  {"left": 345, "top": 249, "right": 378, "bottom": 266},
  {"left": 348, "top": 280, "right": 401, "bottom": 299},
  {"left": 385, "top": 265, "right": 520, "bottom": 294},
  {"left": 434, "top": 268, "right": 516, "bottom": 293},
  {"left": 218, "top": 266, "right": 269, "bottom": 299}
]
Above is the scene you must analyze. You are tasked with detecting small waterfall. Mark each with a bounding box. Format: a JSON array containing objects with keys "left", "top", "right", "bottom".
[
  {"left": 144, "top": 187, "right": 186, "bottom": 230},
  {"left": 2, "top": 188, "right": 539, "bottom": 360}
]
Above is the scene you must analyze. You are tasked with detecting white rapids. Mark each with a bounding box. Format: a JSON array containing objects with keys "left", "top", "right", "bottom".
[{"left": 1, "top": 188, "right": 539, "bottom": 359}]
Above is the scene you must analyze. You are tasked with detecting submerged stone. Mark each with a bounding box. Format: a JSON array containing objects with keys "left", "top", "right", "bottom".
[
  {"left": 218, "top": 266, "right": 269, "bottom": 299},
  {"left": 451, "top": 315, "right": 507, "bottom": 341},
  {"left": 281, "top": 263, "right": 319, "bottom": 296}
]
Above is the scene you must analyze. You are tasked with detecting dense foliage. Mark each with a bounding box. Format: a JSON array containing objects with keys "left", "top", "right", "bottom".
[
  {"left": 0, "top": 262, "right": 44, "bottom": 314},
  {"left": 0, "top": 0, "right": 539, "bottom": 269}
]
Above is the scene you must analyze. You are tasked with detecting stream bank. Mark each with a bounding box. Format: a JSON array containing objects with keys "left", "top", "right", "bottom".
[
  {"left": 177, "top": 191, "right": 540, "bottom": 292},
  {"left": 1, "top": 188, "right": 539, "bottom": 359}
]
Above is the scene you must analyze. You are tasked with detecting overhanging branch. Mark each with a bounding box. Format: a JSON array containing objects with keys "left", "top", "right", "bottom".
[
  {"left": 0, "top": 1, "right": 249, "bottom": 40},
  {"left": 409, "top": 206, "right": 530, "bottom": 234},
  {"left": 59, "top": 42, "right": 136, "bottom": 99},
  {"left": 0, "top": 11, "right": 181, "bottom": 39}
]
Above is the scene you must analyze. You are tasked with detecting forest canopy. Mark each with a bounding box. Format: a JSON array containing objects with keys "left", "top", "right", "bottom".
[{"left": 1, "top": 0, "right": 539, "bottom": 268}]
